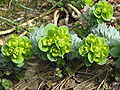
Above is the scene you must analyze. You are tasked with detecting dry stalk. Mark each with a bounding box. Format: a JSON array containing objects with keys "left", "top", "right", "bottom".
[
  {"left": 37, "top": 80, "right": 44, "bottom": 90},
  {"left": 64, "top": 9, "right": 69, "bottom": 25},
  {"left": 96, "top": 70, "right": 110, "bottom": 90},
  {"left": 0, "top": 10, "right": 54, "bottom": 36},
  {"left": 67, "top": 69, "right": 108, "bottom": 89},
  {"left": 52, "top": 77, "right": 70, "bottom": 90},
  {"left": 66, "top": 4, "right": 81, "bottom": 19},
  {"left": 54, "top": 9, "right": 60, "bottom": 26}
]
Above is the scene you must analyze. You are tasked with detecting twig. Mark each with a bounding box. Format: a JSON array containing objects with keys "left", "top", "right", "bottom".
[
  {"left": 52, "top": 77, "right": 70, "bottom": 90},
  {"left": 0, "top": 0, "right": 63, "bottom": 36},
  {"left": 77, "top": 71, "right": 94, "bottom": 76},
  {"left": 60, "top": 77, "right": 70, "bottom": 90},
  {"left": 75, "top": 63, "right": 84, "bottom": 71},
  {"left": 97, "top": 79, "right": 105, "bottom": 90},
  {"left": 8, "top": 0, "right": 13, "bottom": 8},
  {"left": 54, "top": 9, "right": 60, "bottom": 26},
  {"left": 88, "top": 86, "right": 97, "bottom": 90},
  {"left": 64, "top": 9, "right": 69, "bottom": 25},
  {"left": 0, "top": 10, "right": 54, "bottom": 36},
  {"left": 66, "top": 4, "right": 81, "bottom": 18},
  {"left": 36, "top": 0, "right": 63, "bottom": 25},
  {"left": 14, "top": 0, "right": 33, "bottom": 11},
  {"left": 72, "top": 11, "right": 80, "bottom": 19},
  {"left": 72, "top": 77, "right": 81, "bottom": 83},
  {"left": 0, "top": 16, "right": 18, "bottom": 25},
  {"left": 11, "top": 80, "right": 25, "bottom": 90},
  {"left": 37, "top": 80, "right": 44, "bottom": 90},
  {"left": 52, "top": 78, "right": 66, "bottom": 90},
  {"left": 66, "top": 4, "right": 80, "bottom": 15},
  {"left": 0, "top": 8, "right": 9, "bottom": 11},
  {"left": 67, "top": 69, "right": 108, "bottom": 89},
  {"left": 96, "top": 70, "right": 110, "bottom": 90},
  {"left": 19, "top": 31, "right": 27, "bottom": 37}
]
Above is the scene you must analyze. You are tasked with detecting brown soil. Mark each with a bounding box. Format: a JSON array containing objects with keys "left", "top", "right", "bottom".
[{"left": 0, "top": 0, "right": 120, "bottom": 90}]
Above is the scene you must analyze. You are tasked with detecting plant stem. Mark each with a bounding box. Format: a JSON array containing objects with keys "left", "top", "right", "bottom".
[
  {"left": 14, "top": 0, "right": 33, "bottom": 11},
  {"left": 0, "top": 0, "right": 62, "bottom": 35},
  {"left": 54, "top": 9, "right": 60, "bottom": 26},
  {"left": 0, "top": 16, "right": 18, "bottom": 25},
  {"left": 0, "top": 10, "right": 54, "bottom": 36},
  {"left": 66, "top": 4, "right": 81, "bottom": 16},
  {"left": 36, "top": 0, "right": 63, "bottom": 25}
]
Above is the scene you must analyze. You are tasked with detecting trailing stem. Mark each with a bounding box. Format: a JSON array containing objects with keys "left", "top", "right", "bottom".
[
  {"left": 54, "top": 9, "right": 60, "bottom": 26},
  {"left": 66, "top": 4, "right": 81, "bottom": 18},
  {"left": 0, "top": 10, "right": 54, "bottom": 36}
]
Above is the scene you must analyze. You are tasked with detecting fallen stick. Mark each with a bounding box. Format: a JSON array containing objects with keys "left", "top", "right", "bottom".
[
  {"left": 54, "top": 9, "right": 60, "bottom": 26},
  {"left": 0, "top": 0, "right": 63, "bottom": 36},
  {"left": 66, "top": 4, "right": 81, "bottom": 19},
  {"left": 0, "top": 10, "right": 54, "bottom": 36}
]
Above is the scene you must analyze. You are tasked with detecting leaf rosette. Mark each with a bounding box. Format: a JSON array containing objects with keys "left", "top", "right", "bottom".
[
  {"left": 1, "top": 34, "right": 32, "bottom": 67},
  {"left": 38, "top": 24, "right": 72, "bottom": 62},
  {"left": 79, "top": 34, "right": 109, "bottom": 65},
  {"left": 93, "top": 1, "right": 113, "bottom": 23}
]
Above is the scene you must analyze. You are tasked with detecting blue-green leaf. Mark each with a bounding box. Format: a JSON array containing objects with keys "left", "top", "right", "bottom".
[{"left": 110, "top": 47, "right": 120, "bottom": 57}]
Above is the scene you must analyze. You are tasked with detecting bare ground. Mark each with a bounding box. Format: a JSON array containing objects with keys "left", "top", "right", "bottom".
[{"left": 0, "top": 0, "right": 120, "bottom": 90}]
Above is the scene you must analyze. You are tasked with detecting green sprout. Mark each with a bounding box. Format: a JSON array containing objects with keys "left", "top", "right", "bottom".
[
  {"left": 38, "top": 24, "right": 72, "bottom": 62},
  {"left": 1, "top": 34, "right": 32, "bottom": 67},
  {"left": 93, "top": 1, "right": 113, "bottom": 23},
  {"left": 79, "top": 34, "right": 109, "bottom": 65}
]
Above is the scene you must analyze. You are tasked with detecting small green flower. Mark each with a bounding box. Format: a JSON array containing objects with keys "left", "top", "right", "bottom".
[
  {"left": 79, "top": 44, "right": 90, "bottom": 56},
  {"left": 38, "top": 36, "right": 54, "bottom": 52},
  {"left": 50, "top": 45, "right": 60, "bottom": 57},
  {"left": 85, "top": 34, "right": 97, "bottom": 45},
  {"left": 90, "top": 45, "right": 99, "bottom": 53}
]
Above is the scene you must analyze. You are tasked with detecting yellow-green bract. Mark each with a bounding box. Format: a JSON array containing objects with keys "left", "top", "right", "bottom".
[
  {"left": 38, "top": 24, "right": 72, "bottom": 62},
  {"left": 1, "top": 34, "right": 32, "bottom": 67},
  {"left": 79, "top": 34, "right": 109, "bottom": 65},
  {"left": 93, "top": 1, "right": 113, "bottom": 23},
  {"left": 84, "top": 0, "right": 94, "bottom": 6}
]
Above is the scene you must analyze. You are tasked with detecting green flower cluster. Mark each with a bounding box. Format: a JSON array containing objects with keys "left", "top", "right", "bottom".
[
  {"left": 1, "top": 34, "right": 32, "bottom": 67},
  {"left": 79, "top": 34, "right": 109, "bottom": 65},
  {"left": 93, "top": 1, "right": 113, "bottom": 23},
  {"left": 38, "top": 24, "right": 72, "bottom": 62},
  {"left": 83, "top": 0, "right": 94, "bottom": 6}
]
